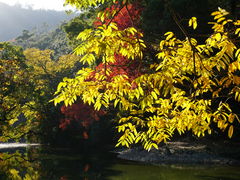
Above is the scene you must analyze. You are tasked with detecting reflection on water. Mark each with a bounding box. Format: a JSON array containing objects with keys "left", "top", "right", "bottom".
[
  {"left": 0, "top": 146, "right": 240, "bottom": 180},
  {"left": 0, "top": 143, "right": 40, "bottom": 149}
]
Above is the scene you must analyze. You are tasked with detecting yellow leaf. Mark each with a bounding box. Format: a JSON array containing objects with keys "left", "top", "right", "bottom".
[
  {"left": 135, "top": 135, "right": 142, "bottom": 143},
  {"left": 193, "top": 21, "right": 197, "bottom": 30},
  {"left": 215, "top": 33, "right": 221, "bottom": 41},
  {"left": 100, "top": 14, "right": 105, "bottom": 22},
  {"left": 235, "top": 28, "right": 240, "bottom": 36},
  {"left": 189, "top": 17, "right": 197, "bottom": 29},
  {"left": 10, "top": 169, "right": 20, "bottom": 178},
  {"left": 228, "top": 113, "right": 235, "bottom": 123},
  {"left": 114, "top": 99, "right": 120, "bottom": 107},
  {"left": 228, "top": 125, "right": 234, "bottom": 138},
  {"left": 164, "top": 32, "right": 174, "bottom": 40},
  {"left": 189, "top": 18, "right": 193, "bottom": 27},
  {"left": 24, "top": 174, "right": 32, "bottom": 180},
  {"left": 214, "top": 14, "right": 224, "bottom": 20},
  {"left": 138, "top": 86, "right": 144, "bottom": 96},
  {"left": 235, "top": 49, "right": 240, "bottom": 58},
  {"left": 151, "top": 91, "right": 158, "bottom": 100},
  {"left": 211, "top": 11, "right": 220, "bottom": 16},
  {"left": 152, "top": 143, "right": 159, "bottom": 149},
  {"left": 9, "top": 118, "right": 17, "bottom": 125},
  {"left": 217, "top": 17, "right": 225, "bottom": 23}
]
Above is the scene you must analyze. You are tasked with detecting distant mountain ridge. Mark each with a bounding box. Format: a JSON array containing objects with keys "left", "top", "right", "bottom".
[
  {"left": 0, "top": 2, "right": 74, "bottom": 41},
  {"left": 14, "top": 25, "right": 73, "bottom": 58}
]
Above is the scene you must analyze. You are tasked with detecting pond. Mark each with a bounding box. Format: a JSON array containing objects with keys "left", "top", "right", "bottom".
[{"left": 0, "top": 145, "right": 240, "bottom": 180}]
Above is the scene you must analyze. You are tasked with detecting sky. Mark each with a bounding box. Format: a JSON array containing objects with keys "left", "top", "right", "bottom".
[{"left": 0, "top": 0, "right": 72, "bottom": 11}]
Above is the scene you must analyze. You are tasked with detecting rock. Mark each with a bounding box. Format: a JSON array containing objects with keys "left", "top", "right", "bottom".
[{"left": 115, "top": 140, "right": 240, "bottom": 166}]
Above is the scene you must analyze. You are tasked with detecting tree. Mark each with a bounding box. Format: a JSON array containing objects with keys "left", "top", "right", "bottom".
[
  {"left": 0, "top": 43, "right": 39, "bottom": 142},
  {"left": 23, "top": 48, "right": 81, "bottom": 144},
  {"left": 0, "top": 151, "right": 40, "bottom": 180},
  {"left": 0, "top": 42, "right": 82, "bottom": 144},
  {"left": 59, "top": 100, "right": 106, "bottom": 142},
  {"left": 54, "top": 0, "right": 240, "bottom": 150}
]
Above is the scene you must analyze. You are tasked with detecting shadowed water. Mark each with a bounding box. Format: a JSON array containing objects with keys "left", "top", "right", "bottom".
[{"left": 0, "top": 145, "right": 240, "bottom": 180}]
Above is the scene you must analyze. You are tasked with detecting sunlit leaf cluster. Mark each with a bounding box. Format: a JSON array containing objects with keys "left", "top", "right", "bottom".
[
  {"left": 55, "top": 2, "right": 240, "bottom": 151},
  {"left": 75, "top": 23, "right": 144, "bottom": 65}
]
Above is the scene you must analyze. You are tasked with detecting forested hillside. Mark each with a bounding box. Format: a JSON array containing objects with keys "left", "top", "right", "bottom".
[
  {"left": 14, "top": 26, "right": 72, "bottom": 58},
  {"left": 0, "top": 2, "right": 74, "bottom": 41},
  {"left": 12, "top": 11, "right": 95, "bottom": 59}
]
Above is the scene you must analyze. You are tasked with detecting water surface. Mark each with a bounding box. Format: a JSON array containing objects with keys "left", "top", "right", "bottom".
[{"left": 0, "top": 145, "right": 239, "bottom": 180}]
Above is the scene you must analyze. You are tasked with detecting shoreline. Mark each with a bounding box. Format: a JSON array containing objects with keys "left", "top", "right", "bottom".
[{"left": 115, "top": 140, "right": 240, "bottom": 166}]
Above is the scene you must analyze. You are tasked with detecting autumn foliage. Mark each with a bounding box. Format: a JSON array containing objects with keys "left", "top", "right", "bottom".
[
  {"left": 87, "top": 55, "right": 142, "bottom": 82},
  {"left": 55, "top": 1, "right": 240, "bottom": 151},
  {"left": 92, "top": 1, "right": 143, "bottom": 82},
  {"left": 59, "top": 1, "right": 143, "bottom": 137},
  {"left": 94, "top": 1, "right": 143, "bottom": 29},
  {"left": 60, "top": 101, "right": 106, "bottom": 138}
]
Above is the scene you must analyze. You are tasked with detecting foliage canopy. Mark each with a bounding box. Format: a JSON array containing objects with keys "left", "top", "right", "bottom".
[
  {"left": 52, "top": 1, "right": 240, "bottom": 150},
  {"left": 0, "top": 42, "right": 81, "bottom": 143}
]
